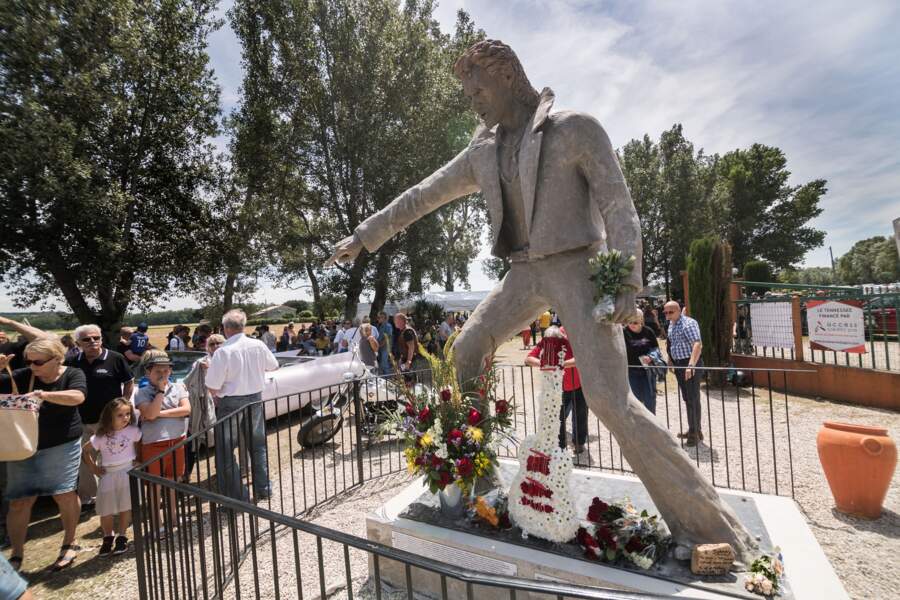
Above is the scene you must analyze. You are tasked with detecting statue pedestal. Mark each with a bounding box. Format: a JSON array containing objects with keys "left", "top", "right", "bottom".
[{"left": 365, "top": 460, "right": 847, "bottom": 599}]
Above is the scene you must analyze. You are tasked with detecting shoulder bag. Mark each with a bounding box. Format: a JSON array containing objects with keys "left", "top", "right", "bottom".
[{"left": 0, "top": 366, "right": 41, "bottom": 461}]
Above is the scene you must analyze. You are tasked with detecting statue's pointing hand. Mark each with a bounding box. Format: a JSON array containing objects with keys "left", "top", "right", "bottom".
[{"left": 325, "top": 234, "right": 364, "bottom": 267}]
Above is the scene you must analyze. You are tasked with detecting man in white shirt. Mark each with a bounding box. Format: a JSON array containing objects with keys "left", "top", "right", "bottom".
[
  {"left": 206, "top": 309, "right": 279, "bottom": 500},
  {"left": 332, "top": 319, "right": 351, "bottom": 353}
]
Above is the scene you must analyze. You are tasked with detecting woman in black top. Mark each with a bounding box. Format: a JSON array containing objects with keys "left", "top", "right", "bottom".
[
  {"left": 622, "top": 311, "right": 660, "bottom": 414},
  {"left": 0, "top": 338, "right": 86, "bottom": 571}
]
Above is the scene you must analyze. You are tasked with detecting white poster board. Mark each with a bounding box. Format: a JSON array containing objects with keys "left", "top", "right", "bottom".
[
  {"left": 807, "top": 299, "right": 866, "bottom": 353},
  {"left": 749, "top": 302, "right": 795, "bottom": 349}
]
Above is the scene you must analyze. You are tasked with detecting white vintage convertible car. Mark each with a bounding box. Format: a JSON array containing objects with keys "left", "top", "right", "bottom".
[{"left": 167, "top": 349, "right": 377, "bottom": 447}]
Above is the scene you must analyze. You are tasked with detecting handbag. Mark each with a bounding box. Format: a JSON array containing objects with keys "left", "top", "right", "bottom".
[{"left": 0, "top": 365, "right": 41, "bottom": 461}]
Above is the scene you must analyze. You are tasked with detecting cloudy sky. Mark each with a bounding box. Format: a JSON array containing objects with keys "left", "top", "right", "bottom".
[{"left": 3, "top": 0, "right": 898, "bottom": 312}]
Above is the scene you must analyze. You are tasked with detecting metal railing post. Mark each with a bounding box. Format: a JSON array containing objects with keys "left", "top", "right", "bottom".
[
  {"left": 130, "top": 474, "right": 149, "bottom": 600},
  {"left": 352, "top": 378, "right": 366, "bottom": 486}
]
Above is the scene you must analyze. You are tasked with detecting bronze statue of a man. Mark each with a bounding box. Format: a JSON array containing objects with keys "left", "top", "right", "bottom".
[{"left": 328, "top": 40, "right": 755, "bottom": 560}]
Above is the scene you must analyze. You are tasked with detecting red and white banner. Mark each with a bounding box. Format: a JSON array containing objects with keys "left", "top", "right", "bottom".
[{"left": 807, "top": 299, "right": 867, "bottom": 353}]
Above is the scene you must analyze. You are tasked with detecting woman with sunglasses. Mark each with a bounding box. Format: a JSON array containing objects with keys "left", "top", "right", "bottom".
[{"left": 0, "top": 338, "right": 87, "bottom": 572}]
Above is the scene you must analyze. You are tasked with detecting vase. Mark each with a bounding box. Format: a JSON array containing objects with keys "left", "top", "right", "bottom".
[
  {"left": 817, "top": 421, "right": 897, "bottom": 519},
  {"left": 438, "top": 482, "right": 465, "bottom": 518}
]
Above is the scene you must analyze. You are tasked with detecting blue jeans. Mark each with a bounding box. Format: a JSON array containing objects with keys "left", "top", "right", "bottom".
[
  {"left": 378, "top": 348, "right": 392, "bottom": 375},
  {"left": 558, "top": 388, "right": 588, "bottom": 449},
  {"left": 214, "top": 393, "right": 270, "bottom": 501},
  {"left": 628, "top": 367, "right": 657, "bottom": 414}
]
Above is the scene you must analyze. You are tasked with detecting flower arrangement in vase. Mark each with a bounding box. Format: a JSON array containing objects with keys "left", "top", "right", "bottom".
[{"left": 381, "top": 333, "right": 515, "bottom": 497}]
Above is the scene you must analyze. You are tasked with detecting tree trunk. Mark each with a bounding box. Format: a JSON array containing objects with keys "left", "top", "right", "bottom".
[
  {"left": 444, "top": 266, "right": 454, "bottom": 291},
  {"left": 305, "top": 261, "right": 324, "bottom": 321},
  {"left": 222, "top": 270, "right": 237, "bottom": 313},
  {"left": 370, "top": 251, "right": 390, "bottom": 319},
  {"left": 408, "top": 262, "right": 423, "bottom": 295},
  {"left": 342, "top": 257, "right": 367, "bottom": 320}
]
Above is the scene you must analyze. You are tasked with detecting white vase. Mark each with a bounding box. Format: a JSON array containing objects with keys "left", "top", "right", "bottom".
[{"left": 438, "top": 482, "right": 464, "bottom": 518}]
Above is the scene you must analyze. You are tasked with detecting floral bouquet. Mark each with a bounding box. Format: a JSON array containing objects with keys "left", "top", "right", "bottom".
[
  {"left": 381, "top": 333, "right": 515, "bottom": 495},
  {"left": 744, "top": 550, "right": 784, "bottom": 597},
  {"left": 576, "top": 497, "right": 670, "bottom": 570},
  {"left": 587, "top": 250, "right": 636, "bottom": 322}
]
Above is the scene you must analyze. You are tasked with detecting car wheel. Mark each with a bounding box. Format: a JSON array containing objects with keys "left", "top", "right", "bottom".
[{"left": 298, "top": 414, "right": 343, "bottom": 447}]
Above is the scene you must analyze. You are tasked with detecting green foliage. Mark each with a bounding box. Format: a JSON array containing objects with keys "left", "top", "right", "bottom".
[
  {"left": 711, "top": 145, "right": 825, "bottom": 271},
  {"left": 836, "top": 236, "right": 900, "bottom": 284},
  {"left": 481, "top": 257, "right": 511, "bottom": 282},
  {"left": 297, "top": 310, "right": 314, "bottom": 319},
  {"left": 0, "top": 0, "right": 221, "bottom": 341},
  {"left": 411, "top": 300, "right": 445, "bottom": 325},
  {"left": 620, "top": 127, "right": 826, "bottom": 297},
  {"left": 284, "top": 300, "right": 311, "bottom": 313},
  {"left": 230, "top": 1, "right": 485, "bottom": 318},
  {"left": 743, "top": 260, "right": 773, "bottom": 283},
  {"left": 777, "top": 266, "right": 835, "bottom": 285},
  {"left": 687, "top": 237, "right": 733, "bottom": 368}
]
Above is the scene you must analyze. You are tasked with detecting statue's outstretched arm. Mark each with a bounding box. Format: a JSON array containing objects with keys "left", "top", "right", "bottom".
[
  {"left": 576, "top": 115, "right": 644, "bottom": 320},
  {"left": 326, "top": 147, "right": 480, "bottom": 266}
]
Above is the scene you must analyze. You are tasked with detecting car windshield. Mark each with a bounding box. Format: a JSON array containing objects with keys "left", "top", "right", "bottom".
[{"left": 165, "top": 351, "right": 311, "bottom": 382}]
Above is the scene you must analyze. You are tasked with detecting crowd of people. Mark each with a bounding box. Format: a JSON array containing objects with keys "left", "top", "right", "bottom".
[
  {"left": 523, "top": 298, "right": 703, "bottom": 456},
  {"left": 0, "top": 296, "right": 701, "bottom": 594}
]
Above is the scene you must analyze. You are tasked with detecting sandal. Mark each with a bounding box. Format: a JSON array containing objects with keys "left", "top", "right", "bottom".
[
  {"left": 51, "top": 544, "right": 79, "bottom": 572},
  {"left": 8, "top": 556, "right": 22, "bottom": 572}
]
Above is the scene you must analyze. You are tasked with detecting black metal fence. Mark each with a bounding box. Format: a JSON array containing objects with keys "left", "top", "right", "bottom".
[
  {"left": 130, "top": 364, "right": 801, "bottom": 599},
  {"left": 733, "top": 281, "right": 899, "bottom": 372}
]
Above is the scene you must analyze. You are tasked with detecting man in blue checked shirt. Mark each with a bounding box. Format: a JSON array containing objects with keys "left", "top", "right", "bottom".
[{"left": 663, "top": 301, "right": 704, "bottom": 446}]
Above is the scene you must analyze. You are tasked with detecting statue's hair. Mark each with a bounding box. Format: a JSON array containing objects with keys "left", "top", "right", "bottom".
[{"left": 453, "top": 40, "right": 540, "bottom": 109}]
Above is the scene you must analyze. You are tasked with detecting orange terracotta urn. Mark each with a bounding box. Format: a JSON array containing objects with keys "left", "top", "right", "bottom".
[{"left": 817, "top": 421, "right": 896, "bottom": 519}]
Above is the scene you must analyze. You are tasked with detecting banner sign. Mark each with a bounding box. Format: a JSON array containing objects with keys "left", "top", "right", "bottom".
[
  {"left": 749, "top": 302, "right": 795, "bottom": 349},
  {"left": 807, "top": 299, "right": 866, "bottom": 353}
]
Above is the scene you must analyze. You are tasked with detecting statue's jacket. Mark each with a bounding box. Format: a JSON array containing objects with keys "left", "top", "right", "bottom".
[{"left": 355, "top": 88, "right": 643, "bottom": 290}]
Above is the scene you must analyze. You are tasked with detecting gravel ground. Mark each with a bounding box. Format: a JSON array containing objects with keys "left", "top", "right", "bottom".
[{"left": 17, "top": 338, "right": 899, "bottom": 599}]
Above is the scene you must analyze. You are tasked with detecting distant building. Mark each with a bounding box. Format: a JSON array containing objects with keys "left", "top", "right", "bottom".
[{"left": 251, "top": 305, "right": 295, "bottom": 320}]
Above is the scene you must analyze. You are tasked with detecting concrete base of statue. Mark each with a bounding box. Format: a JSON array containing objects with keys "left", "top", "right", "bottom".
[{"left": 365, "top": 459, "right": 847, "bottom": 600}]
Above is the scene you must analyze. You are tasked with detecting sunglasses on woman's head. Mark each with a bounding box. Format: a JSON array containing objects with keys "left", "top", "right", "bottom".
[{"left": 25, "top": 357, "right": 56, "bottom": 367}]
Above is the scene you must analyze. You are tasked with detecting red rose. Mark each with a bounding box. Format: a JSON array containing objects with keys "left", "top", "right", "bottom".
[
  {"left": 440, "top": 388, "right": 452, "bottom": 402},
  {"left": 596, "top": 526, "right": 617, "bottom": 549},
  {"left": 625, "top": 536, "right": 644, "bottom": 553},
  {"left": 467, "top": 408, "right": 481, "bottom": 426},
  {"left": 418, "top": 406, "right": 431, "bottom": 422},
  {"left": 587, "top": 497, "right": 610, "bottom": 523},
  {"left": 414, "top": 455, "right": 426, "bottom": 466},
  {"left": 495, "top": 399, "right": 509, "bottom": 415},
  {"left": 438, "top": 470, "right": 453, "bottom": 489},
  {"left": 456, "top": 457, "right": 474, "bottom": 478},
  {"left": 577, "top": 527, "right": 599, "bottom": 549},
  {"left": 447, "top": 429, "right": 464, "bottom": 446},
  {"left": 430, "top": 454, "right": 443, "bottom": 468},
  {"left": 405, "top": 402, "right": 416, "bottom": 416}
]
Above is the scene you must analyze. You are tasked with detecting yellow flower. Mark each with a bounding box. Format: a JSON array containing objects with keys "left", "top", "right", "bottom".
[
  {"left": 406, "top": 458, "right": 418, "bottom": 475},
  {"left": 421, "top": 432, "right": 433, "bottom": 447},
  {"left": 474, "top": 454, "right": 492, "bottom": 477},
  {"left": 467, "top": 427, "right": 484, "bottom": 443}
]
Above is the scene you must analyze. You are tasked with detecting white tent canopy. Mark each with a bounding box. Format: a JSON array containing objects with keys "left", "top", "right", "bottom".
[{"left": 355, "top": 290, "right": 490, "bottom": 319}]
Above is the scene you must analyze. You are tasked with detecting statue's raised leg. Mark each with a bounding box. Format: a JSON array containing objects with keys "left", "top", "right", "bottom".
[
  {"left": 548, "top": 250, "right": 757, "bottom": 563},
  {"left": 454, "top": 250, "right": 757, "bottom": 564}
]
